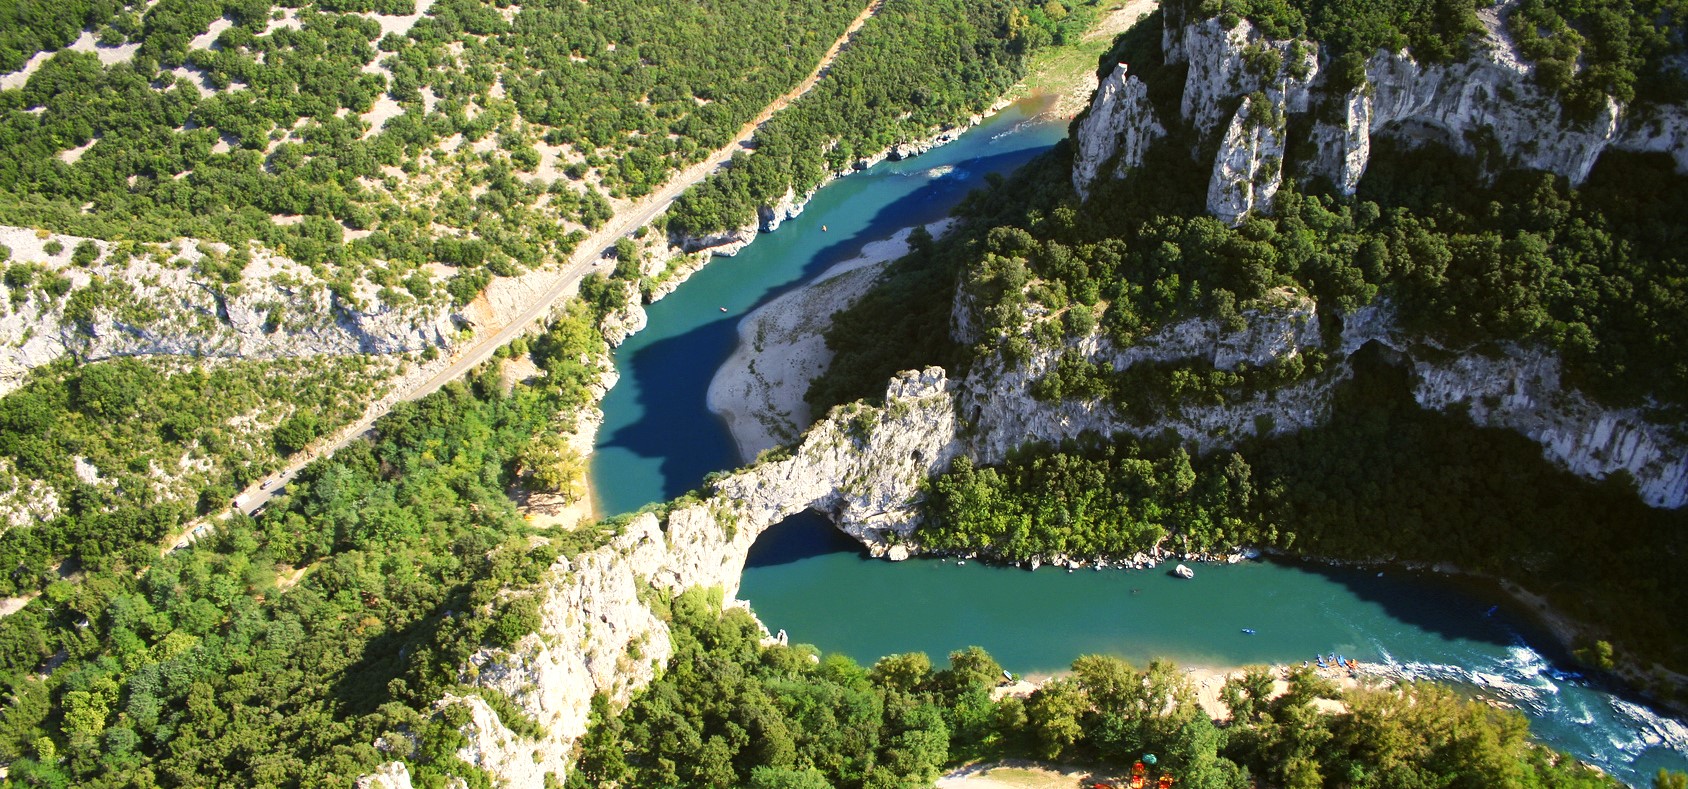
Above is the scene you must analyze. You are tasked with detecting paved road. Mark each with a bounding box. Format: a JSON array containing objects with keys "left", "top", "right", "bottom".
[{"left": 189, "top": 0, "right": 887, "bottom": 543}]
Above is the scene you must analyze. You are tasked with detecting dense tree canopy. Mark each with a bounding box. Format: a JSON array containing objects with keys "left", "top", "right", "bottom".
[
  {"left": 0, "top": 300, "right": 613, "bottom": 786},
  {"left": 572, "top": 591, "right": 1620, "bottom": 789},
  {"left": 666, "top": 0, "right": 1103, "bottom": 238}
]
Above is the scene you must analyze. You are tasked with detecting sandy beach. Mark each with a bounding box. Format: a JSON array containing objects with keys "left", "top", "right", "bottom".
[
  {"left": 940, "top": 662, "right": 1361, "bottom": 789},
  {"left": 707, "top": 219, "right": 958, "bottom": 462},
  {"left": 990, "top": 662, "right": 1363, "bottom": 722}
]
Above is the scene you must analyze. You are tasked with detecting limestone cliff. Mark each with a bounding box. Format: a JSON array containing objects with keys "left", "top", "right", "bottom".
[
  {"left": 1404, "top": 340, "right": 1688, "bottom": 509},
  {"left": 1206, "top": 94, "right": 1288, "bottom": 226},
  {"left": 0, "top": 226, "right": 455, "bottom": 396},
  {"left": 960, "top": 290, "right": 1338, "bottom": 461},
  {"left": 1074, "top": 2, "right": 1688, "bottom": 222},
  {"left": 1061, "top": 5, "right": 1688, "bottom": 503},
  {"left": 959, "top": 282, "right": 1687, "bottom": 508},
  {"left": 1071, "top": 64, "right": 1165, "bottom": 199},
  {"left": 441, "top": 369, "right": 958, "bottom": 785},
  {"left": 1307, "top": 4, "right": 1688, "bottom": 195},
  {"left": 1173, "top": 18, "right": 1319, "bottom": 139}
]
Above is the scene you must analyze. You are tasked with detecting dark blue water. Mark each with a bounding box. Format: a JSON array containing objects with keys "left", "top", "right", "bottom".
[
  {"left": 588, "top": 96, "right": 1688, "bottom": 784},
  {"left": 590, "top": 98, "right": 1068, "bottom": 515}
]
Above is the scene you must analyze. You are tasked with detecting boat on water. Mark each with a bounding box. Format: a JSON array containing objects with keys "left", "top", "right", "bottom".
[
  {"left": 1241, "top": 628, "right": 1256, "bottom": 635},
  {"left": 1173, "top": 563, "right": 1194, "bottom": 579}
]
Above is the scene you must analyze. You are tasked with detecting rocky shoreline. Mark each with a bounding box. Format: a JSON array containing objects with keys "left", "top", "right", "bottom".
[{"left": 670, "top": 100, "right": 1030, "bottom": 259}]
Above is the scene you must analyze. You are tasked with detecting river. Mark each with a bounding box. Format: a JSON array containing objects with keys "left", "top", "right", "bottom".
[{"left": 590, "top": 96, "right": 1688, "bottom": 784}]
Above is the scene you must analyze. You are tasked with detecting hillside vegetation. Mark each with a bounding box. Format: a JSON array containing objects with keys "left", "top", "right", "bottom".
[
  {"left": 0, "top": 299, "right": 612, "bottom": 786},
  {"left": 0, "top": 0, "right": 1116, "bottom": 782},
  {"left": 666, "top": 0, "right": 1106, "bottom": 237},
  {"left": 810, "top": 6, "right": 1688, "bottom": 685},
  {"left": 0, "top": 0, "right": 864, "bottom": 297},
  {"left": 569, "top": 588, "right": 1621, "bottom": 789}
]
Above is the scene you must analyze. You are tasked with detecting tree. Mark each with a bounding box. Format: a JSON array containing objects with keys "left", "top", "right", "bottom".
[
  {"left": 747, "top": 767, "right": 832, "bottom": 789},
  {"left": 1024, "top": 678, "right": 1087, "bottom": 760}
]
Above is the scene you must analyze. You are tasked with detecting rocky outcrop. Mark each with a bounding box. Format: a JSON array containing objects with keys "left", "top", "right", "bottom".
[
  {"left": 1332, "top": 301, "right": 1688, "bottom": 508},
  {"left": 445, "top": 368, "right": 959, "bottom": 785},
  {"left": 967, "top": 287, "right": 1688, "bottom": 507},
  {"left": 676, "top": 219, "right": 761, "bottom": 257},
  {"left": 0, "top": 226, "right": 454, "bottom": 396},
  {"left": 1308, "top": 87, "right": 1373, "bottom": 194},
  {"left": 1083, "top": 4, "right": 1688, "bottom": 210},
  {"left": 888, "top": 118, "right": 978, "bottom": 161},
  {"left": 597, "top": 280, "right": 647, "bottom": 347},
  {"left": 354, "top": 762, "right": 414, "bottom": 789},
  {"left": 1206, "top": 95, "right": 1287, "bottom": 225},
  {"left": 1409, "top": 345, "right": 1688, "bottom": 508},
  {"left": 1158, "top": 16, "right": 1318, "bottom": 222},
  {"left": 960, "top": 291, "right": 1335, "bottom": 461},
  {"left": 1072, "top": 64, "right": 1166, "bottom": 199},
  {"left": 1305, "top": 0, "right": 1687, "bottom": 194},
  {"left": 1172, "top": 18, "right": 1318, "bottom": 138},
  {"left": 758, "top": 186, "right": 807, "bottom": 233}
]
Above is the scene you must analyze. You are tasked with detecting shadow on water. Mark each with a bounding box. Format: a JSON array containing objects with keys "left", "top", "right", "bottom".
[
  {"left": 744, "top": 510, "right": 866, "bottom": 568},
  {"left": 1274, "top": 556, "right": 1529, "bottom": 651},
  {"left": 596, "top": 144, "right": 1058, "bottom": 508},
  {"left": 598, "top": 312, "right": 743, "bottom": 505}
]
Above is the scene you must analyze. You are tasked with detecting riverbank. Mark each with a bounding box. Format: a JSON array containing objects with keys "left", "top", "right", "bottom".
[
  {"left": 1000, "top": 662, "right": 1360, "bottom": 723},
  {"left": 1000, "top": 0, "right": 1161, "bottom": 118},
  {"left": 1260, "top": 549, "right": 1688, "bottom": 717},
  {"left": 670, "top": 0, "right": 1148, "bottom": 260},
  {"left": 707, "top": 218, "right": 958, "bottom": 462}
]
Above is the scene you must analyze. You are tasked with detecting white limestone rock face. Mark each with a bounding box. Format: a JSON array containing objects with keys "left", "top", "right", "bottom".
[
  {"left": 758, "top": 186, "right": 805, "bottom": 232},
  {"left": 889, "top": 122, "right": 972, "bottom": 161},
  {"left": 675, "top": 219, "right": 760, "bottom": 257},
  {"left": 1083, "top": 5, "right": 1687, "bottom": 205},
  {"left": 1206, "top": 95, "right": 1286, "bottom": 225},
  {"left": 452, "top": 515, "right": 676, "bottom": 786},
  {"left": 597, "top": 280, "right": 647, "bottom": 347},
  {"left": 1075, "top": 16, "right": 1316, "bottom": 218},
  {"left": 0, "top": 227, "right": 454, "bottom": 396},
  {"left": 449, "top": 369, "right": 962, "bottom": 785},
  {"left": 1072, "top": 64, "right": 1166, "bottom": 199},
  {"left": 961, "top": 292, "right": 1330, "bottom": 462},
  {"left": 354, "top": 762, "right": 414, "bottom": 789},
  {"left": 1303, "top": 1, "right": 1688, "bottom": 194},
  {"left": 1309, "top": 87, "right": 1373, "bottom": 195},
  {"left": 962, "top": 286, "right": 1687, "bottom": 507},
  {"left": 1409, "top": 346, "right": 1688, "bottom": 509},
  {"left": 1358, "top": 47, "right": 1620, "bottom": 184},
  {"left": 1177, "top": 18, "right": 1319, "bottom": 138},
  {"left": 1616, "top": 104, "right": 1688, "bottom": 172},
  {"left": 1331, "top": 301, "right": 1687, "bottom": 507}
]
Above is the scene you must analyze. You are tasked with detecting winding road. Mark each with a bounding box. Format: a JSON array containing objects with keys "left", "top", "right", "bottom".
[{"left": 194, "top": 0, "right": 888, "bottom": 539}]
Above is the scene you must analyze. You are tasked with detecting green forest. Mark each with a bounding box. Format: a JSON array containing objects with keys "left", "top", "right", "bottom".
[
  {"left": 0, "top": 298, "right": 614, "bottom": 786},
  {"left": 804, "top": 2, "right": 1688, "bottom": 696},
  {"left": 0, "top": 0, "right": 864, "bottom": 301},
  {"left": 1, "top": 0, "right": 1685, "bottom": 784},
  {"left": 915, "top": 347, "right": 1688, "bottom": 684},
  {"left": 0, "top": 355, "right": 396, "bottom": 596},
  {"left": 568, "top": 587, "right": 1623, "bottom": 789},
  {"left": 664, "top": 0, "right": 1103, "bottom": 238}
]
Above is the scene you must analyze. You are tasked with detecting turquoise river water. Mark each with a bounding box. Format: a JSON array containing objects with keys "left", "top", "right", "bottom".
[{"left": 590, "top": 97, "right": 1688, "bottom": 784}]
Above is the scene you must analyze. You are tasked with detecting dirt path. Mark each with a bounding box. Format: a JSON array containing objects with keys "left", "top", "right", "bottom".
[
  {"left": 158, "top": 0, "right": 887, "bottom": 553},
  {"left": 938, "top": 760, "right": 1121, "bottom": 789}
]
